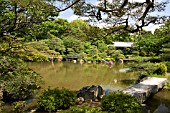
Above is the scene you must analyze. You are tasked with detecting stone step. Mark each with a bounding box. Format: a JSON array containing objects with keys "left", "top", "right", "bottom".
[{"left": 123, "top": 77, "right": 167, "bottom": 103}]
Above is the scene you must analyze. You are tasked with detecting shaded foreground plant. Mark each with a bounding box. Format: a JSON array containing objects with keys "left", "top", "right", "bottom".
[
  {"left": 101, "top": 91, "right": 142, "bottom": 113},
  {"left": 38, "top": 88, "right": 76, "bottom": 112},
  {"left": 0, "top": 55, "right": 41, "bottom": 102}
]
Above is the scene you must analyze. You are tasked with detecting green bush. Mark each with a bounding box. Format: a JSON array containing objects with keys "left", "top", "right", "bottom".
[
  {"left": 0, "top": 100, "right": 4, "bottom": 113},
  {"left": 12, "top": 101, "right": 26, "bottom": 113},
  {"left": 94, "top": 56, "right": 102, "bottom": 63},
  {"left": 153, "top": 63, "right": 167, "bottom": 76},
  {"left": 129, "top": 62, "right": 167, "bottom": 77},
  {"left": 0, "top": 56, "right": 41, "bottom": 102},
  {"left": 101, "top": 92, "right": 142, "bottom": 113},
  {"left": 61, "top": 106, "right": 107, "bottom": 113},
  {"left": 38, "top": 88, "right": 76, "bottom": 112},
  {"left": 117, "top": 54, "right": 125, "bottom": 60},
  {"left": 132, "top": 51, "right": 139, "bottom": 56},
  {"left": 163, "top": 61, "right": 170, "bottom": 72},
  {"left": 140, "top": 50, "right": 146, "bottom": 56},
  {"left": 104, "top": 57, "right": 111, "bottom": 61},
  {"left": 85, "top": 57, "right": 93, "bottom": 62}
]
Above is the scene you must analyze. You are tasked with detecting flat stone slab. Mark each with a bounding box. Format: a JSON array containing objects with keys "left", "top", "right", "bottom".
[{"left": 123, "top": 77, "right": 167, "bottom": 103}]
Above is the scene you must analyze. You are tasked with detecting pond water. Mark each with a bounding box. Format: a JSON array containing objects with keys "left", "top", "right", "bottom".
[
  {"left": 28, "top": 62, "right": 137, "bottom": 91},
  {"left": 28, "top": 62, "right": 170, "bottom": 112}
]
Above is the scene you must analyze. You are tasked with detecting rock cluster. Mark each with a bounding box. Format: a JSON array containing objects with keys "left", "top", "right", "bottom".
[{"left": 77, "top": 85, "right": 105, "bottom": 102}]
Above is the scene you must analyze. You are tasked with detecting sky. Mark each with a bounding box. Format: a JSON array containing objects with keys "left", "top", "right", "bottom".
[{"left": 57, "top": 0, "right": 170, "bottom": 33}]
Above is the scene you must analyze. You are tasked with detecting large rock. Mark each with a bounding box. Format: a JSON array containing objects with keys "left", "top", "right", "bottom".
[{"left": 77, "top": 85, "right": 105, "bottom": 102}]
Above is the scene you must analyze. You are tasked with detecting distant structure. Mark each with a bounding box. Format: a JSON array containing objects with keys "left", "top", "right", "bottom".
[{"left": 112, "top": 42, "right": 134, "bottom": 48}]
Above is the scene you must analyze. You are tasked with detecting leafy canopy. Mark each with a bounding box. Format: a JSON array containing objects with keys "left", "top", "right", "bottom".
[{"left": 55, "top": 0, "right": 169, "bottom": 33}]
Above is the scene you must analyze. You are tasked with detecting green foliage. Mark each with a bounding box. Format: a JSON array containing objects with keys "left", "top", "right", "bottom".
[
  {"left": 45, "top": 35, "right": 65, "bottom": 54},
  {"left": 63, "top": 36, "right": 84, "bottom": 56},
  {"left": 139, "top": 50, "right": 146, "bottom": 56},
  {"left": 60, "top": 106, "right": 107, "bottom": 113},
  {"left": 16, "top": 41, "right": 60, "bottom": 62},
  {"left": 68, "top": 19, "right": 89, "bottom": 41},
  {"left": 162, "top": 62, "right": 170, "bottom": 72},
  {"left": 164, "top": 76, "right": 170, "bottom": 89},
  {"left": 104, "top": 57, "right": 112, "bottom": 61},
  {"left": 132, "top": 51, "right": 139, "bottom": 56},
  {"left": 112, "top": 50, "right": 125, "bottom": 60},
  {"left": 129, "top": 62, "right": 167, "bottom": 77},
  {"left": 88, "top": 46, "right": 99, "bottom": 57},
  {"left": 84, "top": 57, "right": 93, "bottom": 62},
  {"left": 101, "top": 92, "right": 142, "bottom": 113},
  {"left": 12, "top": 101, "right": 26, "bottom": 113},
  {"left": 0, "top": 56, "right": 41, "bottom": 101},
  {"left": 0, "top": 100, "right": 4, "bottom": 113},
  {"left": 0, "top": 0, "right": 58, "bottom": 39},
  {"left": 160, "top": 41, "right": 170, "bottom": 61},
  {"left": 38, "top": 88, "right": 76, "bottom": 112},
  {"left": 28, "top": 18, "right": 69, "bottom": 40},
  {"left": 154, "top": 63, "right": 167, "bottom": 76}
]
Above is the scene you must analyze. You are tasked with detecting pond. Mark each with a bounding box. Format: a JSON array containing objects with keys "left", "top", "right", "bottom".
[
  {"left": 28, "top": 62, "right": 170, "bottom": 112},
  {"left": 28, "top": 62, "right": 137, "bottom": 91}
]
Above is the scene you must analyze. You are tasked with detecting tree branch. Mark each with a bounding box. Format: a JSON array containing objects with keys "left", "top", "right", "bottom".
[{"left": 56, "top": 0, "right": 81, "bottom": 12}]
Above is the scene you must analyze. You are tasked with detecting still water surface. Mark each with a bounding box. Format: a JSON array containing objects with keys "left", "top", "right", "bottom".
[
  {"left": 29, "top": 62, "right": 170, "bottom": 112},
  {"left": 29, "top": 62, "right": 137, "bottom": 91}
]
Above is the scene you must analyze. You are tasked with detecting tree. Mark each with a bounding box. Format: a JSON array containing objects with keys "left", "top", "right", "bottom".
[
  {"left": 136, "top": 31, "right": 163, "bottom": 56},
  {"left": 45, "top": 34, "right": 65, "bottom": 55},
  {"left": 0, "top": 55, "right": 41, "bottom": 101},
  {"left": 159, "top": 19, "right": 170, "bottom": 61},
  {"left": 26, "top": 18, "right": 70, "bottom": 41},
  {"left": 0, "top": 0, "right": 58, "bottom": 38},
  {"left": 55, "top": 0, "right": 169, "bottom": 33},
  {"left": 0, "top": 0, "right": 58, "bottom": 103},
  {"left": 68, "top": 19, "right": 90, "bottom": 41},
  {"left": 63, "top": 36, "right": 84, "bottom": 56}
]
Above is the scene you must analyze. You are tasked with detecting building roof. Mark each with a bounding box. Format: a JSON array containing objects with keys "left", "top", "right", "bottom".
[{"left": 112, "top": 42, "right": 134, "bottom": 47}]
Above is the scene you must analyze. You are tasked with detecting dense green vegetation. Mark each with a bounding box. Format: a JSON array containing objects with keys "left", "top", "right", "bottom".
[
  {"left": 38, "top": 88, "right": 76, "bottom": 112},
  {"left": 101, "top": 92, "right": 142, "bottom": 113},
  {"left": 1, "top": 0, "right": 170, "bottom": 112}
]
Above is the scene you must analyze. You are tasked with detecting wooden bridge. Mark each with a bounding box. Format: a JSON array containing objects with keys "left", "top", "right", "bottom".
[{"left": 123, "top": 77, "right": 167, "bottom": 103}]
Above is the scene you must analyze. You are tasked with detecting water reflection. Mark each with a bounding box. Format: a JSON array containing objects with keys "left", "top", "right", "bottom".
[
  {"left": 28, "top": 62, "right": 137, "bottom": 91},
  {"left": 145, "top": 90, "right": 170, "bottom": 113}
]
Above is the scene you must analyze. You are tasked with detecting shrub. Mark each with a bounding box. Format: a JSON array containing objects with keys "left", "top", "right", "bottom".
[
  {"left": 117, "top": 54, "right": 125, "bottom": 60},
  {"left": 0, "top": 100, "right": 4, "bottom": 113},
  {"left": 153, "top": 63, "right": 167, "bottom": 76},
  {"left": 38, "top": 88, "right": 76, "bottom": 112},
  {"left": 104, "top": 57, "right": 111, "bottom": 61},
  {"left": 94, "top": 56, "right": 102, "bottom": 63},
  {"left": 0, "top": 56, "right": 41, "bottom": 102},
  {"left": 85, "top": 57, "right": 93, "bottom": 62},
  {"left": 12, "top": 101, "right": 26, "bottom": 113},
  {"left": 129, "top": 62, "right": 167, "bottom": 77},
  {"left": 140, "top": 50, "right": 146, "bottom": 56},
  {"left": 163, "top": 61, "right": 170, "bottom": 72},
  {"left": 61, "top": 106, "right": 107, "bottom": 113},
  {"left": 101, "top": 91, "right": 142, "bottom": 113},
  {"left": 132, "top": 51, "right": 139, "bottom": 56}
]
